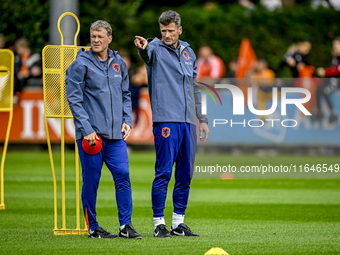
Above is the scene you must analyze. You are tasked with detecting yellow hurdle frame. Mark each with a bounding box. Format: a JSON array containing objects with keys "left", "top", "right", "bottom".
[
  {"left": 0, "top": 49, "right": 14, "bottom": 210},
  {"left": 42, "top": 12, "right": 89, "bottom": 235}
]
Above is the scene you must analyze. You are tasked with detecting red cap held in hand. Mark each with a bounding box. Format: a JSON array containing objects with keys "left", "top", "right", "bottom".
[{"left": 82, "top": 135, "right": 102, "bottom": 155}]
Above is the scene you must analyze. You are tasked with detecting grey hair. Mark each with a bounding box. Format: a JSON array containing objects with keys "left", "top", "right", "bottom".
[
  {"left": 158, "top": 10, "right": 181, "bottom": 27},
  {"left": 90, "top": 20, "right": 112, "bottom": 37}
]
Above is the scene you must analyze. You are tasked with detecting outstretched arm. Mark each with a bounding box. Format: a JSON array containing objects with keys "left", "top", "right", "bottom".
[
  {"left": 135, "top": 35, "right": 155, "bottom": 66},
  {"left": 134, "top": 36, "right": 148, "bottom": 50}
]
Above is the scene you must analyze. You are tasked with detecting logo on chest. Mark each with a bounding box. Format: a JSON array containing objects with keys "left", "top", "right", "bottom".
[
  {"left": 112, "top": 63, "right": 120, "bottom": 73},
  {"left": 182, "top": 51, "right": 190, "bottom": 60}
]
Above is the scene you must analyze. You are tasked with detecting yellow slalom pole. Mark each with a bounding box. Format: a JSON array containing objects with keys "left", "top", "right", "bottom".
[
  {"left": 57, "top": 12, "right": 83, "bottom": 233},
  {"left": 44, "top": 118, "right": 58, "bottom": 230},
  {"left": 58, "top": 14, "right": 67, "bottom": 229},
  {"left": 60, "top": 44, "right": 66, "bottom": 230},
  {"left": 61, "top": 117, "right": 66, "bottom": 230},
  {"left": 42, "top": 45, "right": 59, "bottom": 231},
  {"left": 75, "top": 141, "right": 80, "bottom": 230}
]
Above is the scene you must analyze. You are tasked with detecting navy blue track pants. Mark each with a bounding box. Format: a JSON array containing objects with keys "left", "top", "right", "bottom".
[
  {"left": 152, "top": 122, "right": 197, "bottom": 217},
  {"left": 77, "top": 138, "right": 132, "bottom": 231}
]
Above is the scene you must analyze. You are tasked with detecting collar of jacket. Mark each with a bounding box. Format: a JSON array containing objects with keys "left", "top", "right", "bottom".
[
  {"left": 148, "top": 37, "right": 190, "bottom": 55},
  {"left": 76, "top": 48, "right": 117, "bottom": 69},
  {"left": 161, "top": 40, "right": 189, "bottom": 56}
]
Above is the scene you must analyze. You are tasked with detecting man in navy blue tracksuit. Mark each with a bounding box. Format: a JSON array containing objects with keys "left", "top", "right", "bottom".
[
  {"left": 134, "top": 10, "right": 210, "bottom": 237},
  {"left": 66, "top": 20, "right": 141, "bottom": 239}
]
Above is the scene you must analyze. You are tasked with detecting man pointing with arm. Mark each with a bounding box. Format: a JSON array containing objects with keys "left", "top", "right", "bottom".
[{"left": 134, "top": 10, "right": 209, "bottom": 238}]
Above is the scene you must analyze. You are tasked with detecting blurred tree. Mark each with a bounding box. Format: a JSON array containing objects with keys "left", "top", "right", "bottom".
[
  {"left": 282, "top": 0, "right": 296, "bottom": 8},
  {"left": 0, "top": 0, "right": 49, "bottom": 52},
  {"left": 0, "top": 0, "right": 339, "bottom": 78}
]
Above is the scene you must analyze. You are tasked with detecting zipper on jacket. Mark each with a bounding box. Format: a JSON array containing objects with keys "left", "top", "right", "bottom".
[
  {"left": 162, "top": 44, "right": 188, "bottom": 122},
  {"left": 178, "top": 59, "right": 187, "bottom": 122},
  {"left": 107, "top": 73, "right": 114, "bottom": 138},
  {"left": 93, "top": 53, "right": 114, "bottom": 138}
]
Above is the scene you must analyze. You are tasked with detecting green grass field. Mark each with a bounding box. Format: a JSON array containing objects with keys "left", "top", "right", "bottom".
[{"left": 0, "top": 150, "right": 339, "bottom": 254}]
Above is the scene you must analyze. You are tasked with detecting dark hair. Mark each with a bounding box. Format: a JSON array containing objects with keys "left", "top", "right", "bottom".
[
  {"left": 158, "top": 10, "right": 181, "bottom": 27},
  {"left": 334, "top": 36, "right": 340, "bottom": 43}
]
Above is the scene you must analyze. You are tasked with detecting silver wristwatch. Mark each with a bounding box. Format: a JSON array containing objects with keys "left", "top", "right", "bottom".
[{"left": 200, "top": 118, "right": 208, "bottom": 124}]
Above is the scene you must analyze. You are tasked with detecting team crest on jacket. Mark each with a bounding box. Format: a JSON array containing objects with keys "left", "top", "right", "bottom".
[
  {"left": 183, "top": 51, "right": 190, "bottom": 60},
  {"left": 112, "top": 64, "right": 120, "bottom": 73},
  {"left": 162, "top": 127, "right": 170, "bottom": 138}
]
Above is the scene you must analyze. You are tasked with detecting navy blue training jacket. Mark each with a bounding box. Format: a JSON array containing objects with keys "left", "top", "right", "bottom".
[
  {"left": 138, "top": 38, "right": 204, "bottom": 125},
  {"left": 65, "top": 48, "right": 132, "bottom": 140}
]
